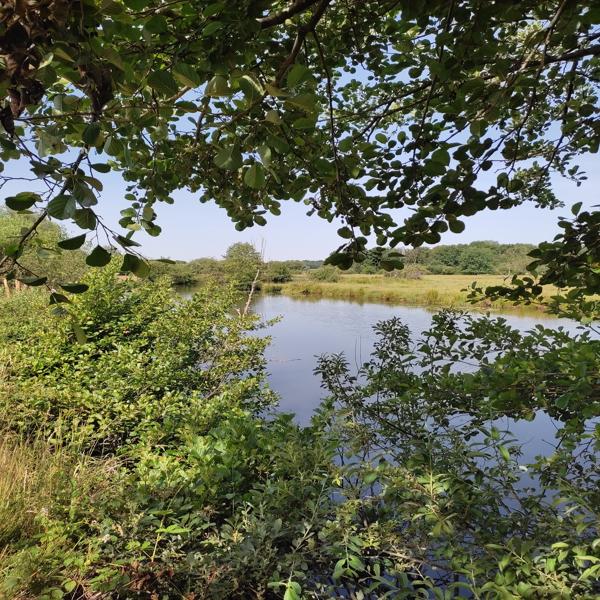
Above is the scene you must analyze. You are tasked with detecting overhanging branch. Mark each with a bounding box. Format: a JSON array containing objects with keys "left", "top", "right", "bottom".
[{"left": 258, "top": 0, "right": 321, "bottom": 28}]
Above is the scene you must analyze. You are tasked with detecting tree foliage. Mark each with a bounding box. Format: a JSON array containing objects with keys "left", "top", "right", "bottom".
[{"left": 0, "top": 1, "right": 598, "bottom": 305}]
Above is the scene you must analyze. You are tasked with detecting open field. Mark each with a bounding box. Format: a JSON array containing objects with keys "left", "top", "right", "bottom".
[{"left": 263, "top": 273, "right": 556, "bottom": 313}]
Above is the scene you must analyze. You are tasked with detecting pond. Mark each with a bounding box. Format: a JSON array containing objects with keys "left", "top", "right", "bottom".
[
  {"left": 251, "top": 295, "right": 576, "bottom": 424},
  {"left": 178, "top": 289, "right": 586, "bottom": 466}
]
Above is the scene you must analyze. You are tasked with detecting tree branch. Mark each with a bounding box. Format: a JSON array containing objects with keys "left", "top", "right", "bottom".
[
  {"left": 0, "top": 150, "right": 87, "bottom": 275},
  {"left": 274, "top": 0, "right": 332, "bottom": 85},
  {"left": 258, "top": 0, "right": 321, "bottom": 28}
]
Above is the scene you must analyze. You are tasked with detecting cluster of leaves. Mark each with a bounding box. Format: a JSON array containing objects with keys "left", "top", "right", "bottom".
[
  {"left": 0, "top": 263, "right": 273, "bottom": 451},
  {"left": 314, "top": 313, "right": 600, "bottom": 598},
  {"left": 0, "top": 1, "right": 598, "bottom": 299},
  {"left": 0, "top": 269, "right": 338, "bottom": 598},
  {"left": 471, "top": 203, "right": 600, "bottom": 320},
  {"left": 0, "top": 207, "right": 87, "bottom": 288}
]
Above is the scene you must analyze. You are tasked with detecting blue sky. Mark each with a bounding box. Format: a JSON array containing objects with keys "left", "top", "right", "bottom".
[{"left": 3, "top": 153, "right": 597, "bottom": 261}]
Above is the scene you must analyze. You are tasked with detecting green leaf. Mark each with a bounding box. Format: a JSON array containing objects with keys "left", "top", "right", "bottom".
[
  {"left": 114, "top": 234, "right": 141, "bottom": 248},
  {"left": 283, "top": 582, "right": 302, "bottom": 600},
  {"left": 49, "top": 292, "right": 70, "bottom": 304},
  {"left": 73, "top": 208, "right": 97, "bottom": 230},
  {"left": 202, "top": 21, "right": 222, "bottom": 36},
  {"left": 431, "top": 148, "right": 450, "bottom": 166},
  {"left": 214, "top": 145, "right": 242, "bottom": 170},
  {"left": 147, "top": 70, "right": 179, "bottom": 96},
  {"left": 238, "top": 75, "right": 263, "bottom": 102},
  {"left": 82, "top": 122, "right": 101, "bottom": 146},
  {"left": 121, "top": 253, "right": 150, "bottom": 277},
  {"left": 258, "top": 145, "right": 272, "bottom": 165},
  {"left": 60, "top": 283, "right": 89, "bottom": 294},
  {"left": 19, "top": 276, "right": 47, "bottom": 286},
  {"left": 285, "top": 93, "right": 317, "bottom": 113},
  {"left": 173, "top": 63, "right": 202, "bottom": 88},
  {"left": 448, "top": 219, "right": 465, "bottom": 233},
  {"left": 498, "top": 445, "right": 511, "bottom": 461},
  {"left": 571, "top": 201, "right": 582, "bottom": 215},
  {"left": 63, "top": 580, "right": 78, "bottom": 594},
  {"left": 157, "top": 524, "right": 190, "bottom": 534},
  {"left": 292, "top": 116, "right": 317, "bottom": 130},
  {"left": 47, "top": 195, "right": 76, "bottom": 220},
  {"left": 265, "top": 109, "right": 282, "bottom": 124},
  {"left": 5, "top": 192, "right": 41, "bottom": 211},
  {"left": 85, "top": 245, "right": 111, "bottom": 267},
  {"left": 205, "top": 75, "right": 231, "bottom": 97},
  {"left": 339, "top": 137, "right": 353, "bottom": 152},
  {"left": 244, "top": 163, "right": 266, "bottom": 189},
  {"left": 57, "top": 234, "right": 87, "bottom": 250},
  {"left": 91, "top": 163, "right": 111, "bottom": 173},
  {"left": 287, "top": 64, "right": 311, "bottom": 88}
]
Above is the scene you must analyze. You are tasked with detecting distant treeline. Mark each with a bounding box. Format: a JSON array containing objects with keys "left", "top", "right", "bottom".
[
  {"left": 152, "top": 241, "right": 535, "bottom": 286},
  {"left": 150, "top": 243, "right": 323, "bottom": 287},
  {"left": 355, "top": 241, "right": 536, "bottom": 276}
]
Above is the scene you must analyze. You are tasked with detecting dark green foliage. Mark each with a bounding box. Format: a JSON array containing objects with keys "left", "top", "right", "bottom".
[
  {"left": 315, "top": 313, "right": 600, "bottom": 597},
  {"left": 414, "top": 241, "right": 535, "bottom": 275},
  {"left": 223, "top": 242, "right": 263, "bottom": 290},
  {"left": 0, "top": 274, "right": 599, "bottom": 598},
  {"left": 308, "top": 265, "right": 340, "bottom": 282},
  {"left": 266, "top": 262, "right": 293, "bottom": 283},
  {"left": 1, "top": 1, "right": 597, "bottom": 303}
]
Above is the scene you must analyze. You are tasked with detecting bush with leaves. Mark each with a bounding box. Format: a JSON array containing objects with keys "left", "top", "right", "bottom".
[
  {"left": 314, "top": 313, "right": 600, "bottom": 598},
  {"left": 1, "top": 272, "right": 599, "bottom": 598},
  {"left": 308, "top": 265, "right": 340, "bottom": 282},
  {"left": 0, "top": 263, "right": 272, "bottom": 452}
]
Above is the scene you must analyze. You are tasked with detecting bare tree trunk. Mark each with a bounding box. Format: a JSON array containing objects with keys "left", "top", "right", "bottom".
[
  {"left": 14, "top": 279, "right": 22, "bottom": 292},
  {"left": 2, "top": 278, "right": 10, "bottom": 297},
  {"left": 242, "top": 269, "right": 261, "bottom": 316}
]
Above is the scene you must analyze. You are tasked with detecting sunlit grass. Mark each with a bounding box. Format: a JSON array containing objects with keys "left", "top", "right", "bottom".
[{"left": 264, "top": 273, "right": 556, "bottom": 313}]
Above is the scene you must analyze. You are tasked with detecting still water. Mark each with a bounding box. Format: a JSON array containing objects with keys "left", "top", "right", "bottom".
[
  {"left": 178, "top": 288, "right": 584, "bottom": 462},
  {"left": 251, "top": 295, "right": 576, "bottom": 428}
]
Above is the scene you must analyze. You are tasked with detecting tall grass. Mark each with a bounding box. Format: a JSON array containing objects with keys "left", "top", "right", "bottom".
[
  {"left": 1, "top": 435, "right": 65, "bottom": 547},
  {"left": 0, "top": 427, "right": 119, "bottom": 597}
]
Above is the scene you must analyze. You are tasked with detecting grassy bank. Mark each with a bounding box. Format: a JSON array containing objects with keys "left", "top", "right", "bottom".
[{"left": 263, "top": 273, "right": 553, "bottom": 312}]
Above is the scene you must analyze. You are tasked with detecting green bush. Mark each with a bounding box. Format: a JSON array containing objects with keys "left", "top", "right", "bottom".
[
  {"left": 308, "top": 265, "right": 340, "bottom": 282},
  {"left": 266, "top": 263, "right": 293, "bottom": 283},
  {"left": 0, "top": 264, "right": 272, "bottom": 451},
  {"left": 1, "top": 274, "right": 598, "bottom": 599}
]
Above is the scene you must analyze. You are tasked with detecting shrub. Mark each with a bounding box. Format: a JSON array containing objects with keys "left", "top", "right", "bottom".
[
  {"left": 0, "top": 264, "right": 272, "bottom": 452},
  {"left": 266, "top": 263, "right": 292, "bottom": 283},
  {"left": 384, "top": 264, "right": 425, "bottom": 279},
  {"left": 308, "top": 266, "right": 340, "bottom": 282}
]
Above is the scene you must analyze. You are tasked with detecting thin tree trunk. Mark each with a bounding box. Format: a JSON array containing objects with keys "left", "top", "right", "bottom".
[{"left": 2, "top": 278, "right": 10, "bottom": 297}]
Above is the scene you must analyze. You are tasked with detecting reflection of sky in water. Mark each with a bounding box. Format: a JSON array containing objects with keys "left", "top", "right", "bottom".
[
  {"left": 252, "top": 295, "right": 578, "bottom": 426},
  {"left": 250, "top": 295, "right": 595, "bottom": 480}
]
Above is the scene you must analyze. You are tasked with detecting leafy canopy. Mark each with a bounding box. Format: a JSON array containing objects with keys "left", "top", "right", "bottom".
[{"left": 0, "top": 1, "right": 598, "bottom": 301}]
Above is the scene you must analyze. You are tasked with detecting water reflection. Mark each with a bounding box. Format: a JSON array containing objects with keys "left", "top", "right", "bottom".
[{"left": 250, "top": 294, "right": 576, "bottom": 424}]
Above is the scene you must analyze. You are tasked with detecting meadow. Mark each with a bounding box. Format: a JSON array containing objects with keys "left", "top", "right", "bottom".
[{"left": 263, "top": 273, "right": 554, "bottom": 312}]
